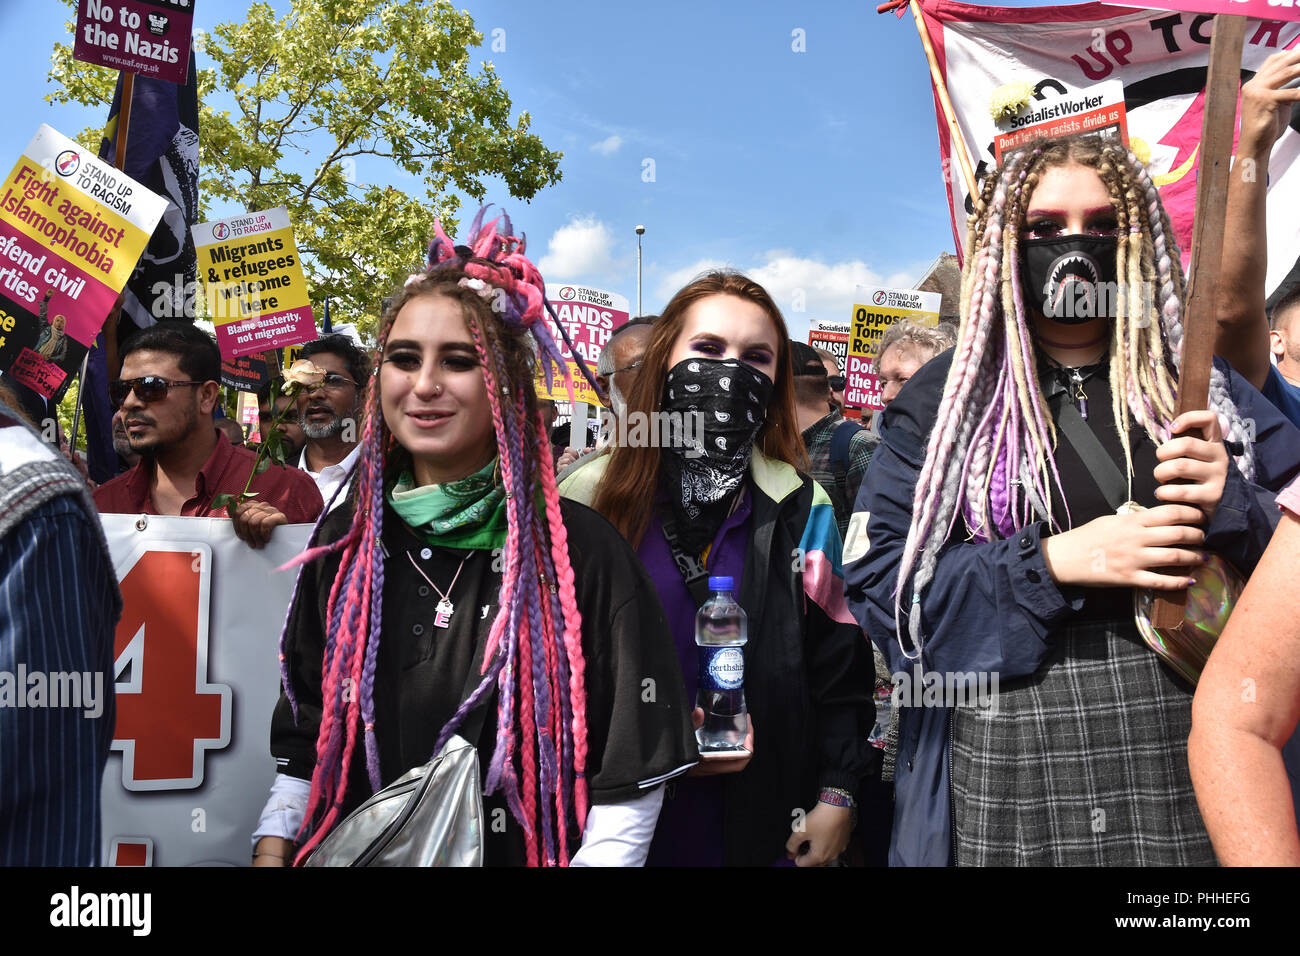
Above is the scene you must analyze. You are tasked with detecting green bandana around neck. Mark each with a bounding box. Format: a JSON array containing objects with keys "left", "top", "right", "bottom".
[{"left": 388, "top": 457, "right": 508, "bottom": 551}]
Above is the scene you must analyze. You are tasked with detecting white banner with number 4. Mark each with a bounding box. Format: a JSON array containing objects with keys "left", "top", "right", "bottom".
[{"left": 99, "top": 514, "right": 313, "bottom": 867}]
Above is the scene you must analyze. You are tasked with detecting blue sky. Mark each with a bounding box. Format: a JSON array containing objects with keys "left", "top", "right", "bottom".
[{"left": 0, "top": 0, "right": 1037, "bottom": 341}]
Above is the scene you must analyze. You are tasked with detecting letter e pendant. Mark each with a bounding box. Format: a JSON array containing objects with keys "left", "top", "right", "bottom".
[{"left": 434, "top": 599, "right": 453, "bottom": 628}]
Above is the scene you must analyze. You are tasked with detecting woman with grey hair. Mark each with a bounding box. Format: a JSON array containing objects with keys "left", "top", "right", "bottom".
[{"left": 874, "top": 320, "right": 957, "bottom": 409}]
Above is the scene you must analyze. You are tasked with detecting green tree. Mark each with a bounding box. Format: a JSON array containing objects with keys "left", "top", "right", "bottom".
[{"left": 48, "top": 0, "right": 563, "bottom": 339}]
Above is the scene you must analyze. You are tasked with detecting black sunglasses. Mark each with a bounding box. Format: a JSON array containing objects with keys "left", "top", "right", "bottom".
[
  {"left": 828, "top": 375, "right": 846, "bottom": 391},
  {"left": 110, "top": 376, "right": 205, "bottom": 407}
]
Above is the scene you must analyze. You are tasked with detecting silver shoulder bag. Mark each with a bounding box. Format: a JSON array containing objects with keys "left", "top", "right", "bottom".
[{"left": 302, "top": 734, "right": 485, "bottom": 867}]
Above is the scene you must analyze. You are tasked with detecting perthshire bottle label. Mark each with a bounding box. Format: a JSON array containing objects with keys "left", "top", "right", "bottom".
[{"left": 699, "top": 646, "right": 744, "bottom": 692}]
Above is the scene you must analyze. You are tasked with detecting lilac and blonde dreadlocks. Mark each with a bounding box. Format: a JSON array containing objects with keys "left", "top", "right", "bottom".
[
  {"left": 283, "top": 208, "right": 599, "bottom": 866},
  {"left": 894, "top": 138, "right": 1256, "bottom": 661}
]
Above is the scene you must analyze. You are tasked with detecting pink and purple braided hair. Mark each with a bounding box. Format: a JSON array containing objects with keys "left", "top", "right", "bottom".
[{"left": 279, "top": 208, "right": 594, "bottom": 866}]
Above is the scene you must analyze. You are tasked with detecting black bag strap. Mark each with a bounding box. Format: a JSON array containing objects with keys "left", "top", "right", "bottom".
[
  {"left": 1047, "top": 388, "right": 1129, "bottom": 512},
  {"left": 661, "top": 514, "right": 713, "bottom": 607},
  {"left": 830, "top": 419, "right": 864, "bottom": 473}
]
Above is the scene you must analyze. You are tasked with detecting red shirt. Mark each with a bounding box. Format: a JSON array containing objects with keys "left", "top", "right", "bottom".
[{"left": 94, "top": 429, "right": 324, "bottom": 523}]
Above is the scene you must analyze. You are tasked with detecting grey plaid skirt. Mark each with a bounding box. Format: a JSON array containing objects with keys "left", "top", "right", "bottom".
[{"left": 949, "top": 617, "right": 1216, "bottom": 866}]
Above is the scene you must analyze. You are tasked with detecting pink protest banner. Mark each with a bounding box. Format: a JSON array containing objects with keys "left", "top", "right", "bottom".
[
  {"left": 917, "top": 1, "right": 1300, "bottom": 298},
  {"left": 537, "top": 284, "right": 630, "bottom": 404},
  {"left": 73, "top": 0, "right": 195, "bottom": 85},
  {"left": 1117, "top": 0, "right": 1300, "bottom": 20},
  {"left": 0, "top": 125, "right": 166, "bottom": 399}
]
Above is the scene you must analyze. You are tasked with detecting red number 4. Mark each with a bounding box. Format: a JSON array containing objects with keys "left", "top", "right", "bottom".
[{"left": 112, "top": 545, "right": 231, "bottom": 791}]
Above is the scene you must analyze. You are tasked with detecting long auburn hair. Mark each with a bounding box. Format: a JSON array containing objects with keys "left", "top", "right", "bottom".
[
  {"left": 592, "top": 270, "right": 807, "bottom": 547},
  {"left": 281, "top": 210, "right": 598, "bottom": 867},
  {"left": 893, "top": 137, "right": 1256, "bottom": 662}
]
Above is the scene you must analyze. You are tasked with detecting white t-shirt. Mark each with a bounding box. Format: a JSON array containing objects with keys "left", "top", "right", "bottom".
[{"left": 299, "top": 444, "right": 360, "bottom": 512}]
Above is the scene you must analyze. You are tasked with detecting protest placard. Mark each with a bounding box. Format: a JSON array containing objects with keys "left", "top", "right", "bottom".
[
  {"left": 994, "top": 80, "right": 1129, "bottom": 163},
  {"left": 536, "top": 284, "right": 629, "bottom": 404},
  {"left": 99, "top": 514, "right": 312, "bottom": 866},
  {"left": 808, "top": 321, "right": 851, "bottom": 374},
  {"left": 193, "top": 207, "right": 315, "bottom": 359},
  {"left": 845, "top": 287, "right": 941, "bottom": 410},
  {"left": 0, "top": 124, "right": 166, "bottom": 399},
  {"left": 73, "top": 0, "right": 195, "bottom": 85},
  {"left": 219, "top": 352, "right": 270, "bottom": 392},
  {"left": 236, "top": 390, "right": 260, "bottom": 443}
]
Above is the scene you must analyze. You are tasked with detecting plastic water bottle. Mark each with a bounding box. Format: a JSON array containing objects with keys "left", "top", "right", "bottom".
[{"left": 695, "top": 576, "right": 748, "bottom": 752}]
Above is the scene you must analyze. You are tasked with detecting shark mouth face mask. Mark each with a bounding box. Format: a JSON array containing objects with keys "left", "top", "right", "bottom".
[{"left": 1021, "top": 235, "right": 1119, "bottom": 324}]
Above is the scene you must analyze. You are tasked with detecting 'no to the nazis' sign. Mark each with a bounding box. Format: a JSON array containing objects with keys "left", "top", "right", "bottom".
[
  {"left": 73, "top": 0, "right": 196, "bottom": 86},
  {"left": 192, "top": 207, "right": 316, "bottom": 360}
]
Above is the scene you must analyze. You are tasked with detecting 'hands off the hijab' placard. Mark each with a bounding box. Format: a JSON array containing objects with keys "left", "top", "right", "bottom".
[{"left": 537, "top": 284, "right": 629, "bottom": 405}]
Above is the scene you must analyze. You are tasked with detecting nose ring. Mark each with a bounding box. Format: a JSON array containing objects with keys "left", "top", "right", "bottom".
[{"left": 432, "top": 384, "right": 443, "bottom": 396}]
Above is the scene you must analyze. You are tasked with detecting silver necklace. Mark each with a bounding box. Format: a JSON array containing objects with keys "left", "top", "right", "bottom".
[{"left": 406, "top": 550, "right": 472, "bottom": 628}]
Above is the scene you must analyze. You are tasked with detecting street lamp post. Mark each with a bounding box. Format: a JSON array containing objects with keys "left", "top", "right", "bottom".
[{"left": 635, "top": 224, "right": 645, "bottom": 317}]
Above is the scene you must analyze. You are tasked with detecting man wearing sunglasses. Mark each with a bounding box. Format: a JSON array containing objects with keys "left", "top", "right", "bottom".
[
  {"left": 294, "top": 335, "right": 369, "bottom": 511},
  {"left": 812, "top": 346, "right": 848, "bottom": 415},
  {"left": 94, "top": 323, "right": 322, "bottom": 547}
]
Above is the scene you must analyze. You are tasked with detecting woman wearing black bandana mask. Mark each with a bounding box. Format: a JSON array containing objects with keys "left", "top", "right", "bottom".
[{"left": 561, "top": 271, "right": 877, "bottom": 867}]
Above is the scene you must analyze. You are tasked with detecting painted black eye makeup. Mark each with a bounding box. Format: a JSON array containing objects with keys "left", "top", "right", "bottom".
[{"left": 382, "top": 350, "right": 421, "bottom": 370}]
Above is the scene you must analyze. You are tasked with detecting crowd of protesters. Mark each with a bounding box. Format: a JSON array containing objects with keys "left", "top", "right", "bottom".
[{"left": 5, "top": 51, "right": 1300, "bottom": 868}]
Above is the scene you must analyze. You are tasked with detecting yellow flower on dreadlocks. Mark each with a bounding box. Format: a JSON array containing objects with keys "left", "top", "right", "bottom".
[{"left": 989, "top": 81, "right": 1035, "bottom": 124}]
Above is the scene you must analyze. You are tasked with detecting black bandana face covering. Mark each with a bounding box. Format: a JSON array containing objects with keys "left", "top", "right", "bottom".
[
  {"left": 660, "top": 357, "right": 773, "bottom": 554},
  {"left": 1021, "top": 235, "right": 1119, "bottom": 324}
]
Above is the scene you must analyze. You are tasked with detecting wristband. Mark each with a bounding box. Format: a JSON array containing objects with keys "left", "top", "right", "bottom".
[{"left": 818, "top": 787, "right": 855, "bottom": 808}]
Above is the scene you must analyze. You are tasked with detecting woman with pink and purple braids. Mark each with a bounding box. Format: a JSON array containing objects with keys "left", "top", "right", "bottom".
[
  {"left": 250, "top": 209, "right": 697, "bottom": 867},
  {"left": 844, "top": 136, "right": 1300, "bottom": 866}
]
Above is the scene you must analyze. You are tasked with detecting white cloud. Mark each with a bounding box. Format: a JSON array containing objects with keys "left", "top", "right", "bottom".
[
  {"left": 537, "top": 216, "right": 618, "bottom": 281},
  {"left": 589, "top": 135, "right": 623, "bottom": 157},
  {"left": 653, "top": 252, "right": 925, "bottom": 341}
]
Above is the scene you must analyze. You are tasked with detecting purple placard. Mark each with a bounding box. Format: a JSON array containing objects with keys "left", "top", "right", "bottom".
[{"left": 73, "top": 0, "right": 194, "bottom": 85}]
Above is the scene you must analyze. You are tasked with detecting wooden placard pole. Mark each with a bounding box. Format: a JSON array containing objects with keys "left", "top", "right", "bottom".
[
  {"left": 70, "top": 71, "right": 135, "bottom": 452},
  {"left": 1149, "top": 14, "right": 1247, "bottom": 630},
  {"left": 908, "top": 0, "right": 979, "bottom": 202},
  {"left": 113, "top": 73, "right": 134, "bottom": 174}
]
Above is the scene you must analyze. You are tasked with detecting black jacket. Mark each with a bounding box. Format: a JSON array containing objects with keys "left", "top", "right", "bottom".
[
  {"left": 272, "top": 495, "right": 698, "bottom": 865},
  {"left": 562, "top": 450, "right": 879, "bottom": 865}
]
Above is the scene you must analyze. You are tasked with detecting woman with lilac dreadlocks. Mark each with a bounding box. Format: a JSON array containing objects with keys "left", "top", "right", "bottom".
[
  {"left": 251, "top": 210, "right": 697, "bottom": 867},
  {"left": 844, "top": 136, "right": 1300, "bottom": 866}
]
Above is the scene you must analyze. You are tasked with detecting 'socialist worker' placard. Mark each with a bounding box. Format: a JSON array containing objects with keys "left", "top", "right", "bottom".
[
  {"left": 846, "top": 287, "right": 941, "bottom": 410},
  {"left": 193, "top": 207, "right": 315, "bottom": 359},
  {"left": 0, "top": 124, "right": 167, "bottom": 400},
  {"left": 808, "top": 320, "right": 850, "bottom": 373},
  {"left": 73, "top": 0, "right": 195, "bottom": 86},
  {"left": 537, "top": 284, "right": 629, "bottom": 405},
  {"left": 994, "top": 80, "right": 1128, "bottom": 165}
]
